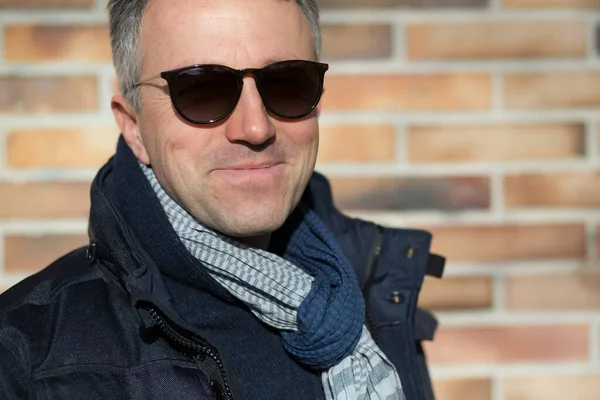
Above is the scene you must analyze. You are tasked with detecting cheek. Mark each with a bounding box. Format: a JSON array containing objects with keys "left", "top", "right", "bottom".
[
  {"left": 139, "top": 94, "right": 196, "bottom": 152},
  {"left": 282, "top": 119, "right": 319, "bottom": 152},
  {"left": 300, "top": 121, "right": 320, "bottom": 166},
  {"left": 138, "top": 99, "right": 177, "bottom": 153}
]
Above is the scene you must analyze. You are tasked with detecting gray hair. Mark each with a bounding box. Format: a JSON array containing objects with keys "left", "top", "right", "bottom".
[{"left": 108, "top": 0, "right": 322, "bottom": 110}]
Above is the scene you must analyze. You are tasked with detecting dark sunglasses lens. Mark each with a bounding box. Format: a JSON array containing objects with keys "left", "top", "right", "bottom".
[
  {"left": 170, "top": 67, "right": 238, "bottom": 124},
  {"left": 260, "top": 62, "right": 323, "bottom": 119}
]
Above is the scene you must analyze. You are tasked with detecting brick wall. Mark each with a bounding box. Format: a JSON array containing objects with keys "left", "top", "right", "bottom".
[{"left": 1, "top": 0, "right": 599, "bottom": 399}]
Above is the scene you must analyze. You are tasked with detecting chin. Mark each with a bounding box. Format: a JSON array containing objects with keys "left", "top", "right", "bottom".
[
  {"left": 209, "top": 202, "right": 291, "bottom": 238},
  {"left": 225, "top": 215, "right": 287, "bottom": 237}
]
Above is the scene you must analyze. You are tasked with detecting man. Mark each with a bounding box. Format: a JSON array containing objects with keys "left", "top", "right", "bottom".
[{"left": 0, "top": 0, "right": 443, "bottom": 398}]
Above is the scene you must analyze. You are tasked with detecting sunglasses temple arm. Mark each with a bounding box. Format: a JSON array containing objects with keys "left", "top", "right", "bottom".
[{"left": 133, "top": 73, "right": 163, "bottom": 87}]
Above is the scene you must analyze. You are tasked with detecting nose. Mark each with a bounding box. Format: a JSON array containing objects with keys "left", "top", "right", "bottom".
[{"left": 224, "top": 77, "right": 275, "bottom": 146}]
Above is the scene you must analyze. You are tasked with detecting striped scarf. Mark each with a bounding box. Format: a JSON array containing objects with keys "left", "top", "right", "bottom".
[{"left": 142, "top": 165, "right": 404, "bottom": 400}]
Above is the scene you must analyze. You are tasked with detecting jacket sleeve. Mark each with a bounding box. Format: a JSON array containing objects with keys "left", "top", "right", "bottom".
[{"left": 0, "top": 329, "right": 30, "bottom": 399}]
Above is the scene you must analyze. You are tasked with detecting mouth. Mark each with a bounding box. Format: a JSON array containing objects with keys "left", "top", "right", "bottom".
[
  {"left": 225, "top": 162, "right": 283, "bottom": 171},
  {"left": 213, "top": 162, "right": 285, "bottom": 183}
]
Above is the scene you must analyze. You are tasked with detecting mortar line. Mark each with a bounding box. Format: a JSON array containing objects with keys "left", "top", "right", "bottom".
[
  {"left": 348, "top": 210, "right": 600, "bottom": 230},
  {"left": 319, "top": 112, "right": 600, "bottom": 126},
  {"left": 0, "top": 170, "right": 98, "bottom": 182},
  {"left": 585, "top": 119, "right": 598, "bottom": 160},
  {"left": 587, "top": 14, "right": 597, "bottom": 61},
  {"left": 0, "top": 12, "right": 108, "bottom": 25},
  {"left": 0, "top": 9, "right": 595, "bottom": 24},
  {"left": 395, "top": 125, "right": 409, "bottom": 165},
  {"left": 443, "top": 262, "right": 592, "bottom": 278},
  {"left": 590, "top": 321, "right": 599, "bottom": 367},
  {"left": 317, "top": 159, "right": 600, "bottom": 176},
  {"left": 585, "top": 220, "right": 597, "bottom": 269},
  {"left": 430, "top": 363, "right": 600, "bottom": 379},
  {"left": 392, "top": 21, "right": 406, "bottom": 62},
  {"left": 97, "top": 69, "right": 117, "bottom": 118},
  {"left": 2, "top": 110, "right": 599, "bottom": 128},
  {"left": 0, "top": 20, "right": 5, "bottom": 64},
  {"left": 0, "top": 220, "right": 89, "bottom": 234},
  {"left": 491, "top": 72, "right": 504, "bottom": 112},
  {"left": 94, "top": 0, "right": 108, "bottom": 11},
  {"left": 4, "top": 59, "right": 600, "bottom": 75},
  {"left": 320, "top": 10, "right": 597, "bottom": 24},
  {"left": 491, "top": 373, "right": 502, "bottom": 400},
  {"left": 490, "top": 171, "right": 505, "bottom": 217},
  {"left": 435, "top": 313, "right": 600, "bottom": 327},
  {"left": 492, "top": 273, "right": 506, "bottom": 313},
  {"left": 489, "top": 0, "right": 502, "bottom": 12}
]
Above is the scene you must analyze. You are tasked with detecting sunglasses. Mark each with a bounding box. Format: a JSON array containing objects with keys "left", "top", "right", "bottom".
[{"left": 133, "top": 59, "right": 329, "bottom": 125}]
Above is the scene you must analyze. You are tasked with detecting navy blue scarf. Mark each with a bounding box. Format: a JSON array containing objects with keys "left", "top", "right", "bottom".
[{"left": 281, "top": 205, "right": 364, "bottom": 368}]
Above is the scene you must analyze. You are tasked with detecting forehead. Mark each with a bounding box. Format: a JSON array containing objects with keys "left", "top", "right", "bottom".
[{"left": 140, "top": 0, "right": 315, "bottom": 72}]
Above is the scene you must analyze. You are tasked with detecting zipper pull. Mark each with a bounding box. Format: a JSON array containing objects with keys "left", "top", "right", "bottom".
[{"left": 86, "top": 240, "right": 96, "bottom": 263}]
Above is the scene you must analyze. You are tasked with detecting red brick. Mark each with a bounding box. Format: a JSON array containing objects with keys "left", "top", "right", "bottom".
[
  {"left": 419, "top": 276, "right": 492, "bottom": 310},
  {"left": 425, "top": 325, "right": 589, "bottom": 364},
  {"left": 0, "top": 182, "right": 90, "bottom": 219},
  {"left": 5, "top": 25, "right": 111, "bottom": 62},
  {"left": 503, "top": 0, "right": 600, "bottom": 8},
  {"left": 321, "top": 24, "right": 392, "bottom": 60},
  {"left": 318, "top": 125, "right": 396, "bottom": 163},
  {"left": 0, "top": 76, "right": 97, "bottom": 113},
  {"left": 323, "top": 73, "right": 491, "bottom": 111},
  {"left": 424, "top": 224, "right": 585, "bottom": 261},
  {"left": 5, "top": 234, "right": 87, "bottom": 273},
  {"left": 505, "top": 172, "right": 600, "bottom": 208},
  {"left": 408, "top": 123, "right": 584, "bottom": 163},
  {"left": 0, "top": 0, "right": 94, "bottom": 7},
  {"left": 407, "top": 20, "right": 586, "bottom": 60},
  {"left": 330, "top": 176, "right": 490, "bottom": 211},
  {"left": 7, "top": 128, "right": 119, "bottom": 168},
  {"left": 433, "top": 378, "right": 491, "bottom": 400},
  {"left": 504, "top": 71, "right": 600, "bottom": 109},
  {"left": 504, "top": 373, "right": 600, "bottom": 400},
  {"left": 507, "top": 274, "right": 600, "bottom": 310}
]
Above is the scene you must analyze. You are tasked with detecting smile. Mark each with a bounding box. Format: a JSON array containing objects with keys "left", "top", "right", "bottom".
[{"left": 214, "top": 163, "right": 284, "bottom": 182}]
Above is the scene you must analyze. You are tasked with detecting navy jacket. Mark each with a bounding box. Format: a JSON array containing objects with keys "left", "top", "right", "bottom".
[{"left": 0, "top": 139, "right": 442, "bottom": 399}]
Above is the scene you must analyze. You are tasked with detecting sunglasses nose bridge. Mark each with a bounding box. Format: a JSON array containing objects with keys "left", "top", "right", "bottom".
[
  {"left": 237, "top": 68, "right": 261, "bottom": 83},
  {"left": 236, "top": 68, "right": 267, "bottom": 105}
]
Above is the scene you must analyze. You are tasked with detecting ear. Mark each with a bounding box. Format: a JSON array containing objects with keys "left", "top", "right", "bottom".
[{"left": 111, "top": 94, "right": 151, "bottom": 165}]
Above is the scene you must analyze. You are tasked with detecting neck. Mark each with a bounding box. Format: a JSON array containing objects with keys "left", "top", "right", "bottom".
[{"left": 236, "top": 233, "right": 272, "bottom": 251}]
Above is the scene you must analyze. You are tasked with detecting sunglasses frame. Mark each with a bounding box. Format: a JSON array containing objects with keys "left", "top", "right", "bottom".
[{"left": 134, "top": 59, "right": 329, "bottom": 125}]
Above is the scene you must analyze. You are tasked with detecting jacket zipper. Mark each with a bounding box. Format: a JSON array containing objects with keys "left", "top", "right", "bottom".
[
  {"left": 362, "top": 225, "right": 384, "bottom": 344},
  {"left": 146, "top": 307, "right": 234, "bottom": 400}
]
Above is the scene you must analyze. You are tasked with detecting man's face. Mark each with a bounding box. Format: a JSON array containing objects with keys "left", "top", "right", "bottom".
[{"left": 116, "top": 0, "right": 320, "bottom": 239}]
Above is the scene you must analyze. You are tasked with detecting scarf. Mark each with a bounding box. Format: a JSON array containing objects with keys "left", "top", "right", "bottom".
[{"left": 142, "top": 165, "right": 404, "bottom": 400}]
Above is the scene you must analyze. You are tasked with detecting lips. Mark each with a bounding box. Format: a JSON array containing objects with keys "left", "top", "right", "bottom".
[
  {"left": 212, "top": 162, "right": 284, "bottom": 183},
  {"left": 216, "top": 161, "right": 283, "bottom": 171}
]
